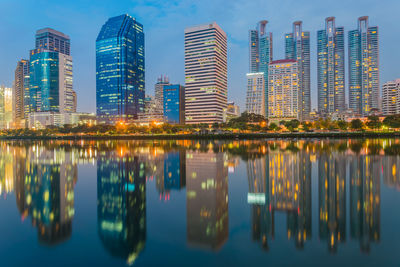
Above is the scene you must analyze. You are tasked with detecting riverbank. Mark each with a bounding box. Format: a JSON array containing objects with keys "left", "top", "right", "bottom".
[{"left": 1, "top": 131, "right": 400, "bottom": 140}]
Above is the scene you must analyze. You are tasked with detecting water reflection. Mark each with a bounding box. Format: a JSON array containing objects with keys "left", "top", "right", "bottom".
[
  {"left": 97, "top": 149, "right": 146, "bottom": 265},
  {"left": 1, "top": 139, "right": 400, "bottom": 264}
]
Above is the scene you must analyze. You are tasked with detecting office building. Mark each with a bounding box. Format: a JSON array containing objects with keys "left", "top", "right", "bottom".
[
  {"left": 317, "top": 17, "right": 345, "bottom": 116},
  {"left": 28, "top": 28, "right": 75, "bottom": 115},
  {"left": 349, "top": 16, "right": 379, "bottom": 116},
  {"left": 13, "top": 59, "right": 30, "bottom": 128},
  {"left": 0, "top": 85, "right": 13, "bottom": 129},
  {"left": 163, "top": 84, "right": 185, "bottom": 124},
  {"left": 246, "top": 72, "right": 265, "bottom": 116},
  {"left": 285, "top": 21, "right": 310, "bottom": 121},
  {"left": 225, "top": 101, "right": 240, "bottom": 121},
  {"left": 268, "top": 59, "right": 299, "bottom": 119},
  {"left": 155, "top": 75, "right": 170, "bottom": 115},
  {"left": 249, "top": 21, "right": 273, "bottom": 116},
  {"left": 184, "top": 22, "right": 227, "bottom": 124},
  {"left": 96, "top": 14, "right": 145, "bottom": 124},
  {"left": 382, "top": 79, "right": 400, "bottom": 115}
]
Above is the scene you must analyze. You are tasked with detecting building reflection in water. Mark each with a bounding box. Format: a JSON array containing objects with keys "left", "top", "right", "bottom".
[
  {"left": 97, "top": 148, "right": 146, "bottom": 265},
  {"left": 14, "top": 146, "right": 77, "bottom": 245},
  {"left": 164, "top": 150, "right": 186, "bottom": 191},
  {"left": 247, "top": 142, "right": 311, "bottom": 250},
  {"left": 318, "top": 152, "right": 346, "bottom": 252},
  {"left": 350, "top": 154, "right": 380, "bottom": 253},
  {"left": 186, "top": 148, "right": 229, "bottom": 250}
]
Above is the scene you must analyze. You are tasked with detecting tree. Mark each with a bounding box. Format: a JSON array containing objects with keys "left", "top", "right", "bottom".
[
  {"left": 350, "top": 119, "right": 364, "bottom": 131},
  {"left": 337, "top": 120, "right": 348, "bottom": 131},
  {"left": 383, "top": 115, "right": 400, "bottom": 129},
  {"left": 366, "top": 115, "right": 382, "bottom": 130},
  {"left": 269, "top": 123, "right": 279, "bottom": 131}
]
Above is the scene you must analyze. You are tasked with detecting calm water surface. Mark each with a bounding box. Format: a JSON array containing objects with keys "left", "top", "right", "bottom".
[{"left": 0, "top": 139, "right": 400, "bottom": 266}]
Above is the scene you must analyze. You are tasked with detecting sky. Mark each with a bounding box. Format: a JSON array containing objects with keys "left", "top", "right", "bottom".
[{"left": 1, "top": 0, "right": 400, "bottom": 113}]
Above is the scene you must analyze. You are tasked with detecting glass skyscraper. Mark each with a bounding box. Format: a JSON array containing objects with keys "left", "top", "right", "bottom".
[
  {"left": 28, "top": 28, "right": 75, "bottom": 114},
  {"left": 163, "top": 84, "right": 185, "bottom": 124},
  {"left": 317, "top": 17, "right": 345, "bottom": 116},
  {"left": 248, "top": 21, "right": 272, "bottom": 117},
  {"left": 348, "top": 16, "right": 379, "bottom": 116},
  {"left": 96, "top": 14, "right": 145, "bottom": 124},
  {"left": 285, "top": 21, "right": 310, "bottom": 121}
]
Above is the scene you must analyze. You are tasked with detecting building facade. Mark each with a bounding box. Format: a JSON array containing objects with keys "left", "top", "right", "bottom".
[
  {"left": 285, "top": 21, "right": 310, "bottom": 121},
  {"left": 349, "top": 16, "right": 379, "bottom": 116},
  {"left": 163, "top": 84, "right": 185, "bottom": 124},
  {"left": 28, "top": 28, "right": 75, "bottom": 116},
  {"left": 268, "top": 59, "right": 299, "bottom": 119},
  {"left": 382, "top": 79, "right": 400, "bottom": 115},
  {"left": 0, "top": 85, "right": 13, "bottom": 129},
  {"left": 184, "top": 22, "right": 227, "bottom": 124},
  {"left": 13, "top": 59, "right": 30, "bottom": 128},
  {"left": 249, "top": 21, "right": 273, "bottom": 116},
  {"left": 317, "top": 17, "right": 345, "bottom": 116},
  {"left": 96, "top": 14, "right": 145, "bottom": 124},
  {"left": 155, "top": 75, "right": 170, "bottom": 115},
  {"left": 246, "top": 73, "right": 265, "bottom": 116}
]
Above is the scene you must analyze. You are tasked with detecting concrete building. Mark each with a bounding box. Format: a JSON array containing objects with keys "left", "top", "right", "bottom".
[
  {"left": 268, "top": 59, "right": 299, "bottom": 119},
  {"left": 246, "top": 73, "right": 265, "bottom": 116},
  {"left": 155, "top": 75, "right": 170, "bottom": 115},
  {"left": 382, "top": 79, "right": 400, "bottom": 115},
  {"left": 184, "top": 22, "right": 227, "bottom": 124},
  {"left": 13, "top": 59, "right": 30, "bottom": 128},
  {"left": 0, "top": 85, "right": 13, "bottom": 129},
  {"left": 225, "top": 101, "right": 240, "bottom": 122}
]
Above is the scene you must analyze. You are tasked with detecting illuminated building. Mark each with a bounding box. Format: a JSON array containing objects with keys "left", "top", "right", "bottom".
[
  {"left": 155, "top": 75, "right": 170, "bottom": 115},
  {"left": 246, "top": 72, "right": 265, "bottom": 116},
  {"left": 29, "top": 28, "right": 76, "bottom": 115},
  {"left": 349, "top": 16, "right": 379, "bottom": 116},
  {"left": 13, "top": 59, "right": 30, "bottom": 128},
  {"left": 225, "top": 101, "right": 240, "bottom": 122},
  {"left": 318, "top": 153, "right": 346, "bottom": 252},
  {"left": 268, "top": 59, "right": 299, "bottom": 119},
  {"left": 0, "top": 85, "right": 13, "bottom": 129},
  {"left": 21, "top": 149, "right": 77, "bottom": 245},
  {"left": 163, "top": 84, "right": 185, "bottom": 124},
  {"left": 186, "top": 150, "right": 228, "bottom": 250},
  {"left": 381, "top": 79, "right": 400, "bottom": 116},
  {"left": 249, "top": 20, "right": 273, "bottom": 116},
  {"left": 96, "top": 14, "right": 145, "bottom": 124},
  {"left": 97, "top": 150, "right": 146, "bottom": 265},
  {"left": 285, "top": 21, "right": 311, "bottom": 121},
  {"left": 382, "top": 155, "right": 400, "bottom": 190},
  {"left": 184, "top": 22, "right": 227, "bottom": 124},
  {"left": 137, "top": 95, "right": 163, "bottom": 125},
  {"left": 164, "top": 150, "right": 186, "bottom": 191},
  {"left": 350, "top": 155, "right": 380, "bottom": 252},
  {"left": 317, "top": 17, "right": 345, "bottom": 116}
]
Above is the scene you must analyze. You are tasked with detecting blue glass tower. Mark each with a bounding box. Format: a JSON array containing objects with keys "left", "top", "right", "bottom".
[
  {"left": 29, "top": 50, "right": 60, "bottom": 112},
  {"left": 163, "top": 84, "right": 185, "bottom": 124},
  {"left": 96, "top": 14, "right": 145, "bottom": 124}
]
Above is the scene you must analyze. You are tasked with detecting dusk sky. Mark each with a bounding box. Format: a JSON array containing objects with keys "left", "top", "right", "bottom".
[{"left": 1, "top": 0, "right": 400, "bottom": 113}]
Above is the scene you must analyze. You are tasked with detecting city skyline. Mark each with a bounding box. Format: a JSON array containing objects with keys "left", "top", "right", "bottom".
[{"left": 1, "top": 0, "right": 399, "bottom": 114}]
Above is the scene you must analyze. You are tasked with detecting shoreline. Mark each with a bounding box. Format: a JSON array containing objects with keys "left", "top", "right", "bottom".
[{"left": 1, "top": 131, "right": 400, "bottom": 140}]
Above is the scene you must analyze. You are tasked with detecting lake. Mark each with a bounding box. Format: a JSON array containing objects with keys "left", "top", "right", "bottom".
[{"left": 0, "top": 139, "right": 399, "bottom": 266}]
